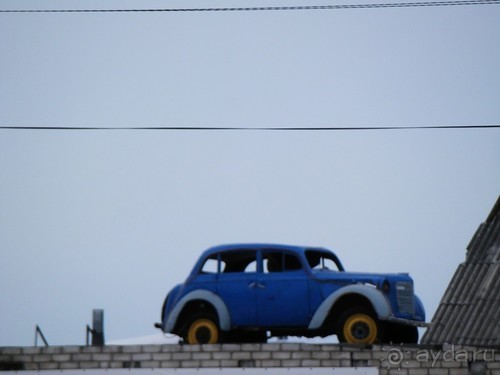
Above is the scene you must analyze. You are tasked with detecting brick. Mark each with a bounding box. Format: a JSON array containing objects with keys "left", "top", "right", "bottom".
[
  {"left": 23, "top": 363, "right": 39, "bottom": 371},
  {"left": 281, "top": 359, "right": 301, "bottom": 367},
  {"left": 102, "top": 346, "right": 121, "bottom": 353},
  {"left": 238, "top": 359, "right": 256, "bottom": 368},
  {"left": 152, "top": 353, "right": 172, "bottom": 361},
  {"left": 292, "top": 351, "right": 312, "bottom": 359},
  {"left": 201, "top": 344, "right": 222, "bottom": 351},
  {"left": 352, "top": 359, "right": 369, "bottom": 367},
  {"left": 389, "top": 369, "right": 408, "bottom": 375},
  {"left": 427, "top": 369, "right": 449, "bottom": 375},
  {"left": 52, "top": 354, "right": 71, "bottom": 362},
  {"left": 181, "top": 360, "right": 201, "bottom": 367},
  {"left": 131, "top": 353, "right": 152, "bottom": 361},
  {"left": 1, "top": 348, "right": 22, "bottom": 355},
  {"left": 221, "top": 344, "right": 241, "bottom": 351},
  {"left": 41, "top": 346, "right": 62, "bottom": 354},
  {"left": 241, "top": 343, "right": 261, "bottom": 351},
  {"left": 92, "top": 353, "right": 112, "bottom": 361},
  {"left": 32, "top": 354, "right": 52, "bottom": 362},
  {"left": 141, "top": 360, "right": 160, "bottom": 368},
  {"left": 122, "top": 345, "right": 142, "bottom": 353},
  {"left": 321, "top": 359, "right": 341, "bottom": 367},
  {"left": 192, "top": 352, "right": 212, "bottom": 360},
  {"left": 79, "top": 361, "right": 100, "bottom": 369},
  {"left": 272, "top": 351, "right": 291, "bottom": 359},
  {"left": 260, "top": 359, "right": 281, "bottom": 367},
  {"left": 213, "top": 352, "right": 231, "bottom": 360},
  {"left": 99, "top": 361, "right": 111, "bottom": 368},
  {"left": 312, "top": 351, "right": 331, "bottom": 359},
  {"left": 352, "top": 351, "right": 372, "bottom": 360},
  {"left": 39, "top": 362, "right": 59, "bottom": 370},
  {"left": 108, "top": 361, "right": 123, "bottom": 368},
  {"left": 261, "top": 344, "right": 281, "bottom": 351},
  {"left": 340, "top": 359, "right": 351, "bottom": 366},
  {"left": 61, "top": 346, "right": 81, "bottom": 354},
  {"left": 220, "top": 359, "right": 239, "bottom": 367},
  {"left": 301, "top": 359, "right": 321, "bottom": 367},
  {"left": 161, "top": 361, "right": 181, "bottom": 368},
  {"left": 12, "top": 355, "right": 32, "bottom": 362},
  {"left": 59, "top": 362, "right": 79, "bottom": 370},
  {"left": 72, "top": 353, "right": 92, "bottom": 361},
  {"left": 321, "top": 344, "right": 341, "bottom": 352},
  {"left": 172, "top": 352, "right": 191, "bottom": 360},
  {"left": 81, "top": 346, "right": 102, "bottom": 353},
  {"left": 181, "top": 344, "right": 202, "bottom": 352},
  {"left": 440, "top": 360, "right": 463, "bottom": 368},
  {"left": 341, "top": 344, "right": 364, "bottom": 351},
  {"left": 161, "top": 345, "right": 182, "bottom": 352},
  {"left": 443, "top": 369, "right": 467, "bottom": 375},
  {"left": 22, "top": 348, "right": 42, "bottom": 355},
  {"left": 232, "top": 352, "right": 251, "bottom": 360},
  {"left": 280, "top": 343, "right": 301, "bottom": 351},
  {"left": 251, "top": 351, "right": 271, "bottom": 360},
  {"left": 112, "top": 354, "right": 132, "bottom": 361},
  {"left": 405, "top": 369, "right": 428, "bottom": 375},
  {"left": 142, "top": 345, "right": 162, "bottom": 353},
  {"left": 332, "top": 351, "right": 352, "bottom": 359},
  {"left": 300, "top": 344, "right": 320, "bottom": 351},
  {"left": 200, "top": 360, "right": 221, "bottom": 367}
]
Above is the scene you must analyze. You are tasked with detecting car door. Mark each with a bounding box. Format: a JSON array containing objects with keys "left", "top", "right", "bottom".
[
  {"left": 215, "top": 250, "right": 259, "bottom": 327},
  {"left": 256, "top": 250, "right": 310, "bottom": 327}
]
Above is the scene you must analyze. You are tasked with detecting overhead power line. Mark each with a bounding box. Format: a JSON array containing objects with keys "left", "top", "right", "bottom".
[
  {"left": 1, "top": 0, "right": 500, "bottom": 13},
  {"left": 0, "top": 125, "right": 499, "bottom": 131}
]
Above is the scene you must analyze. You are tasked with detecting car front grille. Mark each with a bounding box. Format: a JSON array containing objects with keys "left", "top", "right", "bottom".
[{"left": 396, "top": 281, "right": 414, "bottom": 314}]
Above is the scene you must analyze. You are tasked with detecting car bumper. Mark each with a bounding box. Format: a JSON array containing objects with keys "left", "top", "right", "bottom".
[{"left": 382, "top": 316, "right": 430, "bottom": 327}]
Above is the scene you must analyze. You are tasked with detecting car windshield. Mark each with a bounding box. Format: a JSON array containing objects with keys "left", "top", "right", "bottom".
[{"left": 305, "top": 250, "right": 344, "bottom": 272}]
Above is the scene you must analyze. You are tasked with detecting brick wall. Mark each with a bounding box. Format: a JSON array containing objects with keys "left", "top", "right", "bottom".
[{"left": 1, "top": 343, "right": 499, "bottom": 374}]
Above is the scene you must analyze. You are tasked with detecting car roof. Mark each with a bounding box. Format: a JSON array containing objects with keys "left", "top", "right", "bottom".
[{"left": 200, "top": 243, "right": 329, "bottom": 258}]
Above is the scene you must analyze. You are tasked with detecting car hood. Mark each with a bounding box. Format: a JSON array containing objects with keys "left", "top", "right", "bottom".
[{"left": 313, "top": 270, "right": 413, "bottom": 285}]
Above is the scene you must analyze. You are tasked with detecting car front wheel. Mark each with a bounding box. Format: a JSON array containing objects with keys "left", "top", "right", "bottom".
[
  {"left": 337, "top": 308, "right": 381, "bottom": 344},
  {"left": 185, "top": 315, "right": 220, "bottom": 344}
]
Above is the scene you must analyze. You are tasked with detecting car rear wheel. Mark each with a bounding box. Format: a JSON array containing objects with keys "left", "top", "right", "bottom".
[
  {"left": 337, "top": 308, "right": 381, "bottom": 344},
  {"left": 185, "top": 315, "right": 220, "bottom": 344}
]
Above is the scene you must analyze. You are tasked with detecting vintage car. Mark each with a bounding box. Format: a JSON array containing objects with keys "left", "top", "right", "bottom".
[{"left": 156, "top": 244, "right": 427, "bottom": 344}]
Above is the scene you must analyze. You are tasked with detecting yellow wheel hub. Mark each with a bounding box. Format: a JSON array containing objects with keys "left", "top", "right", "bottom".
[
  {"left": 343, "top": 313, "right": 377, "bottom": 344},
  {"left": 187, "top": 318, "right": 219, "bottom": 344}
]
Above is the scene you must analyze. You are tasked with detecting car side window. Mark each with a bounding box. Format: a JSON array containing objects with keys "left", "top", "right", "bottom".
[
  {"left": 200, "top": 255, "right": 219, "bottom": 274},
  {"left": 263, "top": 251, "right": 303, "bottom": 273},
  {"left": 200, "top": 250, "right": 258, "bottom": 275},
  {"left": 305, "top": 250, "right": 342, "bottom": 271},
  {"left": 221, "top": 250, "right": 257, "bottom": 273}
]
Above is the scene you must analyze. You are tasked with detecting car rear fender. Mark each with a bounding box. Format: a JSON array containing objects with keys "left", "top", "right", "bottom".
[
  {"left": 308, "top": 284, "right": 391, "bottom": 329},
  {"left": 165, "top": 289, "right": 231, "bottom": 332}
]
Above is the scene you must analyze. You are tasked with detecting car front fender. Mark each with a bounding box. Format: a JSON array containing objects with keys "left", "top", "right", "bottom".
[
  {"left": 165, "top": 289, "right": 231, "bottom": 333},
  {"left": 308, "top": 284, "right": 392, "bottom": 330}
]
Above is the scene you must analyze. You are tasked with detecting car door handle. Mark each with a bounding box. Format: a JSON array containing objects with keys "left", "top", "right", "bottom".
[{"left": 248, "top": 282, "right": 266, "bottom": 289}]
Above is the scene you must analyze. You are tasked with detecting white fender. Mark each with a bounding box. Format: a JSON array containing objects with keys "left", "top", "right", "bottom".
[
  {"left": 308, "top": 284, "right": 392, "bottom": 329},
  {"left": 165, "top": 290, "right": 231, "bottom": 332}
]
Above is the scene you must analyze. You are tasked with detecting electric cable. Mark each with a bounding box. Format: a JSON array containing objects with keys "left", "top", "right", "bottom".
[
  {"left": 1, "top": 0, "right": 499, "bottom": 13},
  {"left": 0, "top": 125, "right": 498, "bottom": 131}
]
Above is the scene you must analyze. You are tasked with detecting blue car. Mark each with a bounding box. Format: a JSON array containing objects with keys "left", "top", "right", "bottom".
[{"left": 156, "top": 244, "right": 427, "bottom": 344}]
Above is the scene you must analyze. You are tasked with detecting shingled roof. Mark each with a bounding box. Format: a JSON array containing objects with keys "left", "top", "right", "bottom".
[{"left": 421, "top": 196, "right": 500, "bottom": 347}]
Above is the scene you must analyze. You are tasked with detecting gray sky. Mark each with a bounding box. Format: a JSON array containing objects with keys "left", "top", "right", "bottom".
[{"left": 0, "top": 0, "right": 499, "bottom": 346}]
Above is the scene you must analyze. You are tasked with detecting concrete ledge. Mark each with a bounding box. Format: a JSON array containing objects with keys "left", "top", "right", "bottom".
[{"left": 0, "top": 344, "right": 498, "bottom": 374}]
